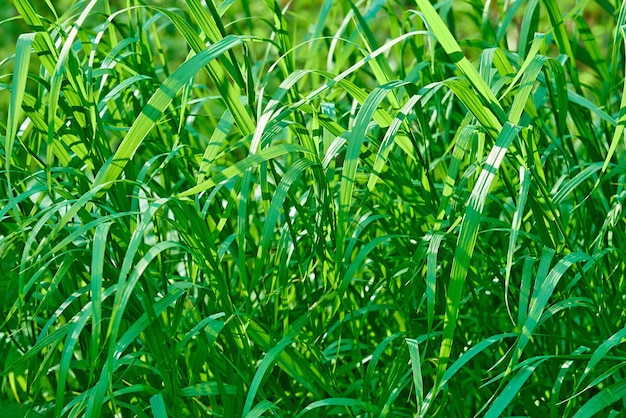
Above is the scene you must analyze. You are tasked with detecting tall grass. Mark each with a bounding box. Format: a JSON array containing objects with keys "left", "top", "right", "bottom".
[{"left": 1, "top": 0, "right": 625, "bottom": 416}]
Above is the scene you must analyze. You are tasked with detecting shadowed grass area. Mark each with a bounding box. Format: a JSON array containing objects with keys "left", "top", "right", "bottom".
[{"left": 1, "top": 0, "right": 625, "bottom": 416}]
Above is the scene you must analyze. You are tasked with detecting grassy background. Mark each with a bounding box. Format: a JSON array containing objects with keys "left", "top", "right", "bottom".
[{"left": 1, "top": 0, "right": 626, "bottom": 416}]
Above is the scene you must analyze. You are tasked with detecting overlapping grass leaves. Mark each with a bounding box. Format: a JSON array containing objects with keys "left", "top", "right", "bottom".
[{"left": 1, "top": 0, "right": 625, "bottom": 416}]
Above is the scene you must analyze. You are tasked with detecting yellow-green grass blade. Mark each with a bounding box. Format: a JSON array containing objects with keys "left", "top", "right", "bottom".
[
  {"left": 184, "top": 0, "right": 246, "bottom": 87},
  {"left": 4, "top": 33, "right": 35, "bottom": 236},
  {"left": 94, "top": 35, "right": 243, "bottom": 189},
  {"left": 415, "top": 0, "right": 506, "bottom": 124},
  {"left": 179, "top": 143, "right": 310, "bottom": 197},
  {"left": 46, "top": 0, "right": 98, "bottom": 155},
  {"left": 197, "top": 109, "right": 234, "bottom": 183},
  {"left": 444, "top": 79, "right": 503, "bottom": 141},
  {"left": 19, "top": 93, "right": 88, "bottom": 167},
  {"left": 5, "top": 33, "right": 35, "bottom": 180},
  {"left": 346, "top": 0, "right": 400, "bottom": 108},
  {"left": 158, "top": 7, "right": 255, "bottom": 135}
]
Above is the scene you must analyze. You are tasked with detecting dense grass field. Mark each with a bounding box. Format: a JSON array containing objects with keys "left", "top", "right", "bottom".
[{"left": 2, "top": 0, "right": 626, "bottom": 416}]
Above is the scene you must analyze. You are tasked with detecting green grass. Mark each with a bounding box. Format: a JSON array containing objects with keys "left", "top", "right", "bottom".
[{"left": 1, "top": 0, "right": 626, "bottom": 416}]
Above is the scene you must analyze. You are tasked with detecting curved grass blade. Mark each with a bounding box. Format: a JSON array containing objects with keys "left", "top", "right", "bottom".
[
  {"left": 484, "top": 357, "right": 551, "bottom": 418},
  {"left": 197, "top": 109, "right": 234, "bottom": 183},
  {"left": 507, "top": 251, "right": 594, "bottom": 375},
  {"left": 5, "top": 33, "right": 35, "bottom": 182},
  {"left": 572, "top": 379, "right": 626, "bottom": 418},
  {"left": 421, "top": 333, "right": 517, "bottom": 417},
  {"left": 46, "top": 0, "right": 98, "bottom": 149},
  {"left": 83, "top": 285, "right": 188, "bottom": 417},
  {"left": 241, "top": 335, "right": 295, "bottom": 417},
  {"left": 179, "top": 143, "right": 310, "bottom": 197},
  {"left": 4, "top": 33, "right": 35, "bottom": 238},
  {"left": 94, "top": 35, "right": 243, "bottom": 189},
  {"left": 415, "top": 0, "right": 506, "bottom": 123},
  {"left": 367, "top": 94, "right": 421, "bottom": 191},
  {"left": 294, "top": 398, "right": 378, "bottom": 417},
  {"left": 541, "top": 0, "right": 580, "bottom": 90},
  {"left": 244, "top": 400, "right": 280, "bottom": 418},
  {"left": 89, "top": 222, "right": 112, "bottom": 377},
  {"left": 577, "top": 328, "right": 626, "bottom": 393}
]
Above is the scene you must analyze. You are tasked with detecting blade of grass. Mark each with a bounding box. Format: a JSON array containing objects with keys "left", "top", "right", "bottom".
[
  {"left": 94, "top": 35, "right": 243, "bottom": 189},
  {"left": 435, "top": 122, "right": 520, "bottom": 389}
]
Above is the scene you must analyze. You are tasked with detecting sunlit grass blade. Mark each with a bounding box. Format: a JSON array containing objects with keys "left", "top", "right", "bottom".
[
  {"left": 95, "top": 35, "right": 243, "bottom": 189},
  {"left": 179, "top": 143, "right": 309, "bottom": 197},
  {"left": 415, "top": 0, "right": 506, "bottom": 123},
  {"left": 5, "top": 33, "right": 34, "bottom": 180},
  {"left": 436, "top": 122, "right": 519, "bottom": 385}
]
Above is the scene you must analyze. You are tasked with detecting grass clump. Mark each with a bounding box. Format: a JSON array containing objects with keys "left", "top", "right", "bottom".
[{"left": 1, "top": 0, "right": 626, "bottom": 416}]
